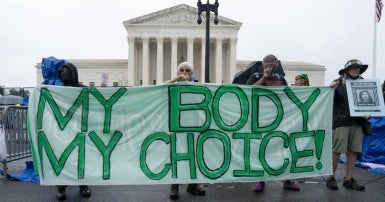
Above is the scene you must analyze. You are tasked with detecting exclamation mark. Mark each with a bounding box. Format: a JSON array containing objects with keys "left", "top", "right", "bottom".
[{"left": 315, "top": 130, "right": 325, "bottom": 170}]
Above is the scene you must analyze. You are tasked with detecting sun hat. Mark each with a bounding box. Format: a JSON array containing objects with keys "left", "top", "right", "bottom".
[{"left": 338, "top": 59, "right": 368, "bottom": 75}]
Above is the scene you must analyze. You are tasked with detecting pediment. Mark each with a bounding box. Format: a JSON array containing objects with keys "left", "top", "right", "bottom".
[{"left": 123, "top": 4, "right": 242, "bottom": 26}]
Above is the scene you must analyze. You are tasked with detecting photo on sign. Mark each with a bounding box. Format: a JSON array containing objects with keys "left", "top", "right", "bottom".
[{"left": 346, "top": 79, "right": 385, "bottom": 117}]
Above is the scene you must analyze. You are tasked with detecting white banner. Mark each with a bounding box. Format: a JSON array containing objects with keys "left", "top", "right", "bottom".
[{"left": 28, "top": 83, "right": 334, "bottom": 185}]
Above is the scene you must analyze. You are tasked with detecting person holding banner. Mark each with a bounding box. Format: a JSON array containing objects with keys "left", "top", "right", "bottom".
[
  {"left": 166, "top": 61, "right": 198, "bottom": 83},
  {"left": 327, "top": 59, "right": 367, "bottom": 191},
  {"left": 55, "top": 63, "right": 92, "bottom": 200},
  {"left": 294, "top": 74, "right": 310, "bottom": 86},
  {"left": 246, "top": 54, "right": 287, "bottom": 86},
  {"left": 166, "top": 61, "right": 206, "bottom": 200},
  {"left": 247, "top": 54, "right": 300, "bottom": 192}
]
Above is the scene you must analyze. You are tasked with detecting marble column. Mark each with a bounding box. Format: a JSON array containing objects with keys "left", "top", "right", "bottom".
[
  {"left": 156, "top": 37, "right": 164, "bottom": 84},
  {"left": 229, "top": 38, "right": 238, "bottom": 83},
  {"left": 171, "top": 37, "right": 178, "bottom": 78},
  {"left": 187, "top": 37, "right": 194, "bottom": 66},
  {"left": 215, "top": 37, "right": 223, "bottom": 83},
  {"left": 141, "top": 37, "right": 149, "bottom": 85},
  {"left": 127, "top": 37, "right": 135, "bottom": 86}
]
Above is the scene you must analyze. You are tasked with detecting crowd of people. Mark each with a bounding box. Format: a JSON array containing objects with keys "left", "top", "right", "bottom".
[{"left": 46, "top": 55, "right": 373, "bottom": 200}]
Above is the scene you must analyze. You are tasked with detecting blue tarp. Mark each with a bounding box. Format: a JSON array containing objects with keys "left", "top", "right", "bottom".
[
  {"left": 22, "top": 95, "right": 29, "bottom": 106},
  {"left": 41, "top": 56, "right": 66, "bottom": 86},
  {"left": 0, "top": 161, "right": 40, "bottom": 183},
  {"left": 361, "top": 117, "right": 385, "bottom": 166}
]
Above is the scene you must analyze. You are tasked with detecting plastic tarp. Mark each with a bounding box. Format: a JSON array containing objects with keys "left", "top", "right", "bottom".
[
  {"left": 41, "top": 56, "right": 66, "bottom": 86},
  {"left": 360, "top": 116, "right": 385, "bottom": 174},
  {"left": 0, "top": 161, "right": 40, "bottom": 183},
  {"left": 22, "top": 95, "right": 29, "bottom": 106}
]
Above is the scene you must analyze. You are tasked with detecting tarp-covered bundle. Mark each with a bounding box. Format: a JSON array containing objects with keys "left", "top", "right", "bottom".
[
  {"left": 41, "top": 56, "right": 66, "bottom": 86},
  {"left": 362, "top": 117, "right": 385, "bottom": 167}
]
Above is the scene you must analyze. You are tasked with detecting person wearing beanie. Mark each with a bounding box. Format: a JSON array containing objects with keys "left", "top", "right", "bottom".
[
  {"left": 55, "top": 62, "right": 90, "bottom": 201},
  {"left": 246, "top": 54, "right": 288, "bottom": 86},
  {"left": 247, "top": 54, "right": 300, "bottom": 192}
]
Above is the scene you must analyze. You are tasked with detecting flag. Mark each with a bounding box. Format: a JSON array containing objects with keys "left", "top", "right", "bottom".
[{"left": 377, "top": 0, "right": 384, "bottom": 22}]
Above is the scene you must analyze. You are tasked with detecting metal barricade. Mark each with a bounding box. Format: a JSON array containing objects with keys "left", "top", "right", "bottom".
[{"left": 1, "top": 106, "right": 31, "bottom": 179}]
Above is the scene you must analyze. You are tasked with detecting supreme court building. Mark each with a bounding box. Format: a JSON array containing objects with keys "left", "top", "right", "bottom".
[{"left": 35, "top": 4, "right": 326, "bottom": 86}]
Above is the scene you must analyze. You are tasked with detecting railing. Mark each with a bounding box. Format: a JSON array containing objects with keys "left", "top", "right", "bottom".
[{"left": 1, "top": 106, "right": 31, "bottom": 179}]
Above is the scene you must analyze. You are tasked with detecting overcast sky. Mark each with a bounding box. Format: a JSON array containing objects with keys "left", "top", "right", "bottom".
[{"left": 1, "top": 0, "right": 384, "bottom": 87}]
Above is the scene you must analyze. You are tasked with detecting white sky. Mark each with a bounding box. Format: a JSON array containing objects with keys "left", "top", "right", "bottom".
[{"left": 0, "top": 0, "right": 384, "bottom": 87}]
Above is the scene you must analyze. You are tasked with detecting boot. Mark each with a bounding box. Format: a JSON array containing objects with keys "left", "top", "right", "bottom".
[
  {"left": 283, "top": 180, "right": 300, "bottom": 191},
  {"left": 56, "top": 186, "right": 67, "bottom": 201},
  {"left": 170, "top": 184, "right": 179, "bottom": 200},
  {"left": 79, "top": 185, "right": 91, "bottom": 198},
  {"left": 187, "top": 183, "right": 206, "bottom": 195}
]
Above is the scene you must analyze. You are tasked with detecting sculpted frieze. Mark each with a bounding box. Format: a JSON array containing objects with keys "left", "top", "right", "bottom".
[{"left": 124, "top": 4, "right": 241, "bottom": 26}]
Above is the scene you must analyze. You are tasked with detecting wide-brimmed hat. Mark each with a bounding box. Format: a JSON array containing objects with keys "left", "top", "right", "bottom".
[{"left": 338, "top": 59, "right": 368, "bottom": 75}]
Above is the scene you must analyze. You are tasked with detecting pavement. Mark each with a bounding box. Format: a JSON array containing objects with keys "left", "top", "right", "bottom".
[{"left": 1, "top": 157, "right": 385, "bottom": 202}]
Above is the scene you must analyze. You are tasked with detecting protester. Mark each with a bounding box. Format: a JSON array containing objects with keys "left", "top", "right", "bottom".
[
  {"left": 246, "top": 54, "right": 287, "bottom": 86},
  {"left": 55, "top": 63, "right": 92, "bottom": 200},
  {"left": 294, "top": 74, "right": 310, "bottom": 86},
  {"left": 166, "top": 62, "right": 195, "bottom": 83},
  {"left": 166, "top": 61, "right": 206, "bottom": 200},
  {"left": 247, "top": 54, "right": 300, "bottom": 192},
  {"left": 327, "top": 59, "right": 367, "bottom": 191}
]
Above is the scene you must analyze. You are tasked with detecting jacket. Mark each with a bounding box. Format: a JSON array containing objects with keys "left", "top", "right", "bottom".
[{"left": 333, "top": 77, "right": 364, "bottom": 128}]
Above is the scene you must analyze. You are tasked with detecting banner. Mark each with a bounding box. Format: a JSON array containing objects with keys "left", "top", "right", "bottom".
[{"left": 28, "top": 83, "right": 334, "bottom": 185}]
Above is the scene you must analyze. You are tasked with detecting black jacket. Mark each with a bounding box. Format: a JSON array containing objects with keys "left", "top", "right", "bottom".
[{"left": 333, "top": 77, "right": 364, "bottom": 128}]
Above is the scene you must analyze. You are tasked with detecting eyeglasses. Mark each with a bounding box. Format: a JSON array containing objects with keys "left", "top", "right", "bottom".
[{"left": 179, "top": 68, "right": 191, "bottom": 72}]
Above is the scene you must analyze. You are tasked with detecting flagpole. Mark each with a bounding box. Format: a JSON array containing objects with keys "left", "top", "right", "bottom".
[{"left": 372, "top": 0, "right": 377, "bottom": 79}]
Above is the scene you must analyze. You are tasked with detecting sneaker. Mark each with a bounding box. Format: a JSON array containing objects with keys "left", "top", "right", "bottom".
[
  {"left": 343, "top": 178, "right": 365, "bottom": 191},
  {"left": 253, "top": 181, "right": 265, "bottom": 192},
  {"left": 326, "top": 176, "right": 339, "bottom": 190},
  {"left": 283, "top": 180, "right": 300, "bottom": 191},
  {"left": 187, "top": 183, "right": 206, "bottom": 195},
  {"left": 56, "top": 186, "right": 67, "bottom": 201},
  {"left": 79, "top": 185, "right": 91, "bottom": 198},
  {"left": 170, "top": 184, "right": 179, "bottom": 200}
]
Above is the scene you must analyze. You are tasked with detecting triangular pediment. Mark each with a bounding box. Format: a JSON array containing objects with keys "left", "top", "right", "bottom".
[{"left": 123, "top": 4, "right": 242, "bottom": 26}]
